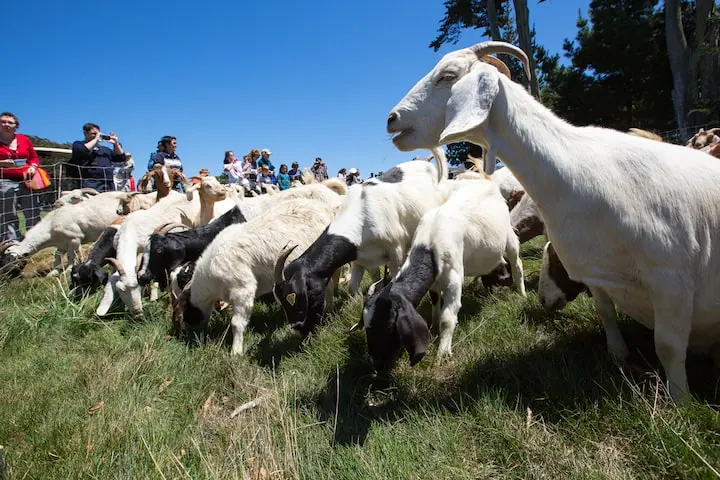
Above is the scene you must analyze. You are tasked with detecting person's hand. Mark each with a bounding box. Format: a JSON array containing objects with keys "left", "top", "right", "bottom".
[
  {"left": 108, "top": 132, "right": 119, "bottom": 145},
  {"left": 26, "top": 166, "right": 36, "bottom": 177},
  {"left": 0, "top": 159, "right": 15, "bottom": 168}
]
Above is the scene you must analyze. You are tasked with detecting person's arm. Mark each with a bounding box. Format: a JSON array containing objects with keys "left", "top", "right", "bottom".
[
  {"left": 83, "top": 131, "right": 101, "bottom": 151},
  {"left": 71, "top": 141, "right": 91, "bottom": 166},
  {"left": 22, "top": 136, "right": 40, "bottom": 176},
  {"left": 108, "top": 133, "right": 124, "bottom": 155}
]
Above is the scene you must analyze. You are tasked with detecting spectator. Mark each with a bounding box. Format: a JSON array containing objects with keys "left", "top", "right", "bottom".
[
  {"left": 346, "top": 168, "right": 363, "bottom": 186},
  {"left": 224, "top": 151, "right": 252, "bottom": 194},
  {"left": 276, "top": 164, "right": 291, "bottom": 191},
  {"left": 258, "top": 164, "right": 276, "bottom": 193},
  {"left": 311, "top": 157, "right": 328, "bottom": 182},
  {"left": 151, "top": 136, "right": 184, "bottom": 192},
  {"left": 0, "top": 112, "right": 40, "bottom": 241},
  {"left": 199, "top": 168, "right": 209, "bottom": 177},
  {"left": 337, "top": 168, "right": 347, "bottom": 182},
  {"left": 257, "top": 148, "right": 275, "bottom": 172},
  {"left": 70, "top": 122, "right": 126, "bottom": 192},
  {"left": 114, "top": 152, "right": 135, "bottom": 192},
  {"left": 224, "top": 151, "right": 244, "bottom": 184},
  {"left": 288, "top": 161, "right": 303, "bottom": 183},
  {"left": 148, "top": 140, "right": 163, "bottom": 171}
]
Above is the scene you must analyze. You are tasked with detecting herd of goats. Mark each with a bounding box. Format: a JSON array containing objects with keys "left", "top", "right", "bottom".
[{"left": 2, "top": 41, "right": 720, "bottom": 404}]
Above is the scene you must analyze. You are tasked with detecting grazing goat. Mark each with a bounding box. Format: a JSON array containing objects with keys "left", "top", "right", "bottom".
[
  {"left": 538, "top": 241, "right": 588, "bottom": 311},
  {"left": 69, "top": 225, "right": 119, "bottom": 297},
  {"left": 349, "top": 174, "right": 525, "bottom": 370},
  {"left": 386, "top": 40, "right": 720, "bottom": 400},
  {"left": 96, "top": 191, "right": 201, "bottom": 315},
  {"left": 174, "top": 184, "right": 346, "bottom": 355},
  {"left": 273, "top": 156, "right": 448, "bottom": 335},
  {"left": 137, "top": 206, "right": 246, "bottom": 289},
  {"left": 0, "top": 191, "right": 140, "bottom": 279}
]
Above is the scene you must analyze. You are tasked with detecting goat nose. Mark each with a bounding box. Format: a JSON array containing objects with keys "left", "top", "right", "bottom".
[{"left": 387, "top": 111, "right": 398, "bottom": 125}]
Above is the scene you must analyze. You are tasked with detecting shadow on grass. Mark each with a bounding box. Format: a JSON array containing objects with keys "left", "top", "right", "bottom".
[{"left": 300, "top": 320, "right": 720, "bottom": 447}]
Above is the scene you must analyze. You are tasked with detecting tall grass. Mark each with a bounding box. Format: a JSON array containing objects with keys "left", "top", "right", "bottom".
[{"left": 0, "top": 238, "right": 718, "bottom": 479}]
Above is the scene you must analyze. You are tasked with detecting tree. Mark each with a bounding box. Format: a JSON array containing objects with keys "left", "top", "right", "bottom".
[
  {"left": 445, "top": 142, "right": 484, "bottom": 167},
  {"left": 541, "top": 0, "right": 677, "bottom": 132},
  {"left": 665, "top": 0, "right": 719, "bottom": 139},
  {"left": 430, "top": 0, "right": 541, "bottom": 96}
]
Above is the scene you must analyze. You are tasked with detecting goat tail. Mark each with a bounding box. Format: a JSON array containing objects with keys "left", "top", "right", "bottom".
[
  {"left": 320, "top": 178, "right": 348, "bottom": 196},
  {"left": 431, "top": 147, "right": 449, "bottom": 184}
]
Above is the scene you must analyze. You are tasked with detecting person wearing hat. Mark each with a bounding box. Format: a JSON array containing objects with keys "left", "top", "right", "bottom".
[
  {"left": 113, "top": 152, "right": 135, "bottom": 192},
  {"left": 199, "top": 168, "right": 209, "bottom": 177},
  {"left": 346, "top": 167, "right": 358, "bottom": 186},
  {"left": 257, "top": 148, "right": 275, "bottom": 172},
  {"left": 258, "top": 164, "right": 277, "bottom": 193}
]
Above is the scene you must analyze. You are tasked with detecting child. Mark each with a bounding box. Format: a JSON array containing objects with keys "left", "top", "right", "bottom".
[{"left": 277, "top": 164, "right": 291, "bottom": 191}]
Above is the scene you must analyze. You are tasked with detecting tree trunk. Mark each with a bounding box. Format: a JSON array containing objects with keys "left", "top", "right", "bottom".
[
  {"left": 486, "top": 0, "right": 501, "bottom": 40},
  {"left": 692, "top": 0, "right": 718, "bottom": 126},
  {"left": 665, "top": 0, "right": 692, "bottom": 140},
  {"left": 511, "top": 0, "right": 539, "bottom": 98}
]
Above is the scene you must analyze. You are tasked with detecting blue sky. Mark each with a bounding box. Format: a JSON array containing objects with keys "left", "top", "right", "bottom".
[{"left": 7, "top": 0, "right": 588, "bottom": 179}]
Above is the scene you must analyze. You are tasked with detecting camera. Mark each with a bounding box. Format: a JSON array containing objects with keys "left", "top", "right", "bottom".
[{"left": 100, "top": 134, "right": 112, "bottom": 141}]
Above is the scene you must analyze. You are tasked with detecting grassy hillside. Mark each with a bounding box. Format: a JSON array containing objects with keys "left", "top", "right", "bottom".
[{"left": 0, "top": 237, "right": 718, "bottom": 479}]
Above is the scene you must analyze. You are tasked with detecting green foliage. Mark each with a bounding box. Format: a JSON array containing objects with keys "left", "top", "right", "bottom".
[
  {"left": 541, "top": 0, "right": 676, "bottom": 131},
  {"left": 445, "top": 142, "right": 484, "bottom": 167},
  {"left": 26, "top": 135, "right": 71, "bottom": 149}
]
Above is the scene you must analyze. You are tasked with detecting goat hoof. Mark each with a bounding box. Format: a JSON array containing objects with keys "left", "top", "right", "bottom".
[{"left": 46, "top": 269, "right": 60, "bottom": 278}]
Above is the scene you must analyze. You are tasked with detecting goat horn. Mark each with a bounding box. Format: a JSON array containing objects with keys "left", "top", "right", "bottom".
[
  {"left": 274, "top": 244, "right": 298, "bottom": 284},
  {"left": 0, "top": 240, "right": 19, "bottom": 255},
  {"left": 80, "top": 188, "right": 100, "bottom": 195},
  {"left": 104, "top": 257, "right": 126, "bottom": 276},
  {"left": 175, "top": 171, "right": 190, "bottom": 185},
  {"left": 152, "top": 222, "right": 190, "bottom": 235},
  {"left": 480, "top": 55, "right": 511, "bottom": 79},
  {"left": 470, "top": 41, "right": 530, "bottom": 81}
]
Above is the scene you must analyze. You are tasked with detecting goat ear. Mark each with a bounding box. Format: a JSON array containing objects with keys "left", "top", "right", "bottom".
[
  {"left": 440, "top": 65, "right": 500, "bottom": 145},
  {"left": 395, "top": 299, "right": 430, "bottom": 366},
  {"left": 96, "top": 275, "right": 117, "bottom": 316},
  {"left": 185, "top": 183, "right": 199, "bottom": 200}
]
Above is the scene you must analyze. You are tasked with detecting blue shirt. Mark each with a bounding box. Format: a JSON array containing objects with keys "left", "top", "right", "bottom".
[
  {"left": 70, "top": 141, "right": 126, "bottom": 179},
  {"left": 257, "top": 158, "right": 275, "bottom": 171}
]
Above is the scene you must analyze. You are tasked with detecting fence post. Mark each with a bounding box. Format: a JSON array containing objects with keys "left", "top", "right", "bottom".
[{"left": 57, "top": 163, "right": 64, "bottom": 200}]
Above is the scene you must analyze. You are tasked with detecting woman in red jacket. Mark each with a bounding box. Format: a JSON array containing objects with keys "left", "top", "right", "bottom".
[{"left": 0, "top": 112, "right": 40, "bottom": 242}]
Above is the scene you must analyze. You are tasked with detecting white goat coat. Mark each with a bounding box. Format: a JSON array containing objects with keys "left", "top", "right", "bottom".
[
  {"left": 388, "top": 51, "right": 720, "bottom": 398},
  {"left": 328, "top": 160, "right": 446, "bottom": 275},
  {"left": 189, "top": 189, "right": 344, "bottom": 355},
  {"left": 407, "top": 177, "right": 524, "bottom": 356},
  {"left": 6, "top": 191, "right": 132, "bottom": 273},
  {"left": 97, "top": 191, "right": 201, "bottom": 315}
]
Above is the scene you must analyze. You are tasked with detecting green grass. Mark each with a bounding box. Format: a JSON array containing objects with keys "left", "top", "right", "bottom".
[{"left": 1, "top": 237, "right": 719, "bottom": 479}]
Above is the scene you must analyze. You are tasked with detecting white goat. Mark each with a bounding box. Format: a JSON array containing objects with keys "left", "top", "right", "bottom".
[
  {"left": 97, "top": 191, "right": 201, "bottom": 315},
  {"left": 0, "top": 191, "right": 142, "bottom": 278},
  {"left": 52, "top": 188, "right": 100, "bottom": 208},
  {"left": 174, "top": 183, "right": 346, "bottom": 355},
  {"left": 352, "top": 174, "right": 525, "bottom": 368},
  {"left": 387, "top": 40, "right": 720, "bottom": 400},
  {"left": 273, "top": 157, "right": 449, "bottom": 335}
]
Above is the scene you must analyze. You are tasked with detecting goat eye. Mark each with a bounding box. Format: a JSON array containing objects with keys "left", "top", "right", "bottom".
[{"left": 437, "top": 72, "right": 457, "bottom": 84}]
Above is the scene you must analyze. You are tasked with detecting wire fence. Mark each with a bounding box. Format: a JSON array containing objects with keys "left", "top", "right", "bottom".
[
  {"left": 658, "top": 122, "right": 719, "bottom": 145},
  {"left": 0, "top": 162, "right": 136, "bottom": 240}
]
